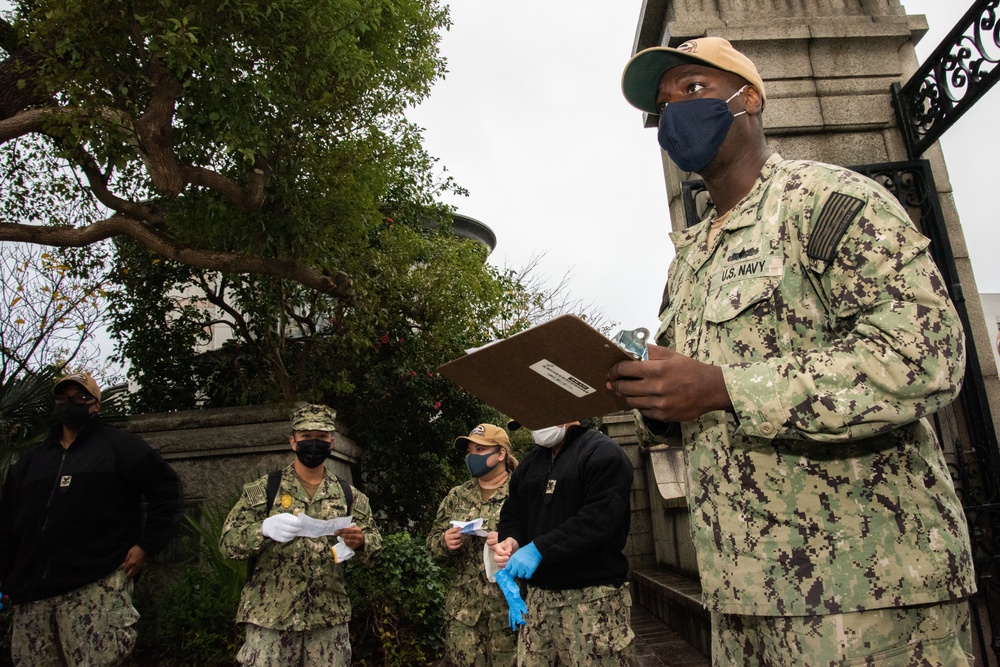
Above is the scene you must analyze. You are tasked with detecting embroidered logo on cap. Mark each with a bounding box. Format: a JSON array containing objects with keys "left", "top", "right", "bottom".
[{"left": 470, "top": 425, "right": 486, "bottom": 437}]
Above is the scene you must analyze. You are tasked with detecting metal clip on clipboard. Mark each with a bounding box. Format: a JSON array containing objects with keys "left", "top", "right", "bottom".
[{"left": 611, "top": 327, "right": 649, "bottom": 360}]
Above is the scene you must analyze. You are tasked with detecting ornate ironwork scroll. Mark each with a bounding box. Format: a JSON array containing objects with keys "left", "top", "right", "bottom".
[{"left": 893, "top": 0, "right": 1000, "bottom": 159}]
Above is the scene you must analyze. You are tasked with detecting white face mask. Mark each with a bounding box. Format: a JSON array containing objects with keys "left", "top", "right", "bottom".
[{"left": 531, "top": 426, "right": 567, "bottom": 448}]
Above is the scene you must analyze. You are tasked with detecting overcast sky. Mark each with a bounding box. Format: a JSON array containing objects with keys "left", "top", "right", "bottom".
[{"left": 408, "top": 0, "right": 1000, "bottom": 336}]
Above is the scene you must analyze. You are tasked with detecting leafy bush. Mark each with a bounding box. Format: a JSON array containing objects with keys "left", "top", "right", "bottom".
[
  {"left": 347, "top": 532, "right": 451, "bottom": 666},
  {"left": 127, "top": 499, "right": 244, "bottom": 666}
]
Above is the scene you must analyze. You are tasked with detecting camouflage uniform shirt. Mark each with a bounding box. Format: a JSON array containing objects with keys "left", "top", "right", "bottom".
[
  {"left": 427, "top": 477, "right": 510, "bottom": 626},
  {"left": 220, "top": 465, "right": 382, "bottom": 630},
  {"left": 652, "top": 154, "right": 976, "bottom": 616}
]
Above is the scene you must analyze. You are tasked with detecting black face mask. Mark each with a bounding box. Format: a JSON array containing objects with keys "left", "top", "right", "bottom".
[
  {"left": 54, "top": 402, "right": 93, "bottom": 428},
  {"left": 294, "top": 439, "right": 332, "bottom": 468}
]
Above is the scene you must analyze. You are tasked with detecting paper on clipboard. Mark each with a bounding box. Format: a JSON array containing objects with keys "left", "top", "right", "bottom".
[{"left": 437, "top": 315, "right": 635, "bottom": 430}]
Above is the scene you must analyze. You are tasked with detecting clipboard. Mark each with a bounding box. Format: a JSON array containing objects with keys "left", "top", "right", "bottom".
[{"left": 437, "top": 315, "right": 635, "bottom": 430}]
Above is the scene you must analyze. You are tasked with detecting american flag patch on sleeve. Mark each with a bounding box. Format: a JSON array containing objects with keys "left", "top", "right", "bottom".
[
  {"left": 244, "top": 481, "right": 267, "bottom": 507},
  {"left": 807, "top": 192, "right": 865, "bottom": 263}
]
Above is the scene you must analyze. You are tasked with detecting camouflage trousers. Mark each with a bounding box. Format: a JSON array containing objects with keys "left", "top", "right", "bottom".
[
  {"left": 236, "top": 622, "right": 351, "bottom": 667},
  {"left": 711, "top": 597, "right": 974, "bottom": 666},
  {"left": 516, "top": 583, "right": 634, "bottom": 667},
  {"left": 444, "top": 605, "right": 516, "bottom": 667},
  {"left": 10, "top": 569, "right": 139, "bottom": 667}
]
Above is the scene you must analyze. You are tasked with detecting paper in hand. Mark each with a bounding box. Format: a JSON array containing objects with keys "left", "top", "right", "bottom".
[
  {"left": 450, "top": 518, "right": 489, "bottom": 537},
  {"left": 297, "top": 514, "right": 354, "bottom": 539}
]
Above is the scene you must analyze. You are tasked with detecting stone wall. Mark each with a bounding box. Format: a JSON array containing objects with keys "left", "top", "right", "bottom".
[
  {"left": 602, "top": 412, "right": 657, "bottom": 571},
  {"left": 121, "top": 403, "right": 362, "bottom": 508}
]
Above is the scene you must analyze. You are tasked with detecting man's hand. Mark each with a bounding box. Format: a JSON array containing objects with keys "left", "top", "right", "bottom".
[
  {"left": 490, "top": 536, "right": 517, "bottom": 569},
  {"left": 443, "top": 526, "right": 466, "bottom": 551},
  {"left": 120, "top": 545, "right": 148, "bottom": 579},
  {"left": 608, "top": 343, "right": 733, "bottom": 422},
  {"left": 334, "top": 524, "right": 365, "bottom": 551},
  {"left": 505, "top": 542, "right": 542, "bottom": 580}
]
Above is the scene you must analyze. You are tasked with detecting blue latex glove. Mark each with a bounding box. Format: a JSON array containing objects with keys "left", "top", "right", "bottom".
[
  {"left": 506, "top": 541, "right": 542, "bottom": 579},
  {"left": 495, "top": 569, "right": 527, "bottom": 631}
]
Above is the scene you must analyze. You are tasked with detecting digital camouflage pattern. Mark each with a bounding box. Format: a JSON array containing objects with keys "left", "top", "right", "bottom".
[
  {"left": 647, "top": 154, "right": 976, "bottom": 616},
  {"left": 11, "top": 569, "right": 138, "bottom": 666},
  {"left": 515, "top": 584, "right": 633, "bottom": 667},
  {"left": 220, "top": 464, "right": 382, "bottom": 631},
  {"left": 235, "top": 623, "right": 351, "bottom": 667},
  {"left": 289, "top": 403, "right": 337, "bottom": 432},
  {"left": 427, "top": 477, "right": 516, "bottom": 666},
  {"left": 711, "top": 598, "right": 973, "bottom": 666}
]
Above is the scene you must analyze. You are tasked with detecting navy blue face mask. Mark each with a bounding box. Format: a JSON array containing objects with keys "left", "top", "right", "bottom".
[
  {"left": 465, "top": 449, "right": 501, "bottom": 478},
  {"left": 657, "top": 85, "right": 746, "bottom": 173}
]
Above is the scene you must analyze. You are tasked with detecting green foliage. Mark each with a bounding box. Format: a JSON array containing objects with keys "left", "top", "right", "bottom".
[
  {"left": 346, "top": 532, "right": 450, "bottom": 666},
  {"left": 3, "top": 0, "right": 453, "bottom": 264},
  {"left": 108, "top": 221, "right": 525, "bottom": 531},
  {"left": 0, "top": 367, "right": 58, "bottom": 484},
  {"left": 128, "top": 498, "right": 245, "bottom": 666},
  {"left": 127, "top": 503, "right": 451, "bottom": 666}
]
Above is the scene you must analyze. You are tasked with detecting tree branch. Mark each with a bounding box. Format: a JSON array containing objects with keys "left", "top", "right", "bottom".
[
  {"left": 183, "top": 164, "right": 269, "bottom": 212},
  {"left": 196, "top": 274, "right": 255, "bottom": 345},
  {"left": 0, "top": 107, "right": 49, "bottom": 142},
  {"left": 0, "top": 217, "right": 355, "bottom": 297}
]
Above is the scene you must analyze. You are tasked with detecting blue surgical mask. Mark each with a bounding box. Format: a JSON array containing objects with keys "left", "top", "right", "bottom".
[
  {"left": 465, "top": 449, "right": 501, "bottom": 478},
  {"left": 657, "top": 85, "right": 747, "bottom": 173}
]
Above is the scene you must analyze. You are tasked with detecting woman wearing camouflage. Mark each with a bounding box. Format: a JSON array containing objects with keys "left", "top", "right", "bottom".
[{"left": 428, "top": 424, "right": 519, "bottom": 667}]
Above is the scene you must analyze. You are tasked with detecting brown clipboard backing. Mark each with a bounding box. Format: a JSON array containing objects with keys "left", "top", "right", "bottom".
[{"left": 437, "top": 315, "right": 634, "bottom": 430}]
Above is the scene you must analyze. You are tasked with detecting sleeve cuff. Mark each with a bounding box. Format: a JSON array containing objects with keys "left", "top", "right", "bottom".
[{"left": 722, "top": 362, "right": 787, "bottom": 440}]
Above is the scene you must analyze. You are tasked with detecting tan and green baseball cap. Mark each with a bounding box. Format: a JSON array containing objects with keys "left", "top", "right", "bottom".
[
  {"left": 622, "top": 37, "right": 766, "bottom": 115},
  {"left": 290, "top": 403, "right": 338, "bottom": 432},
  {"left": 54, "top": 371, "right": 102, "bottom": 401},
  {"left": 454, "top": 423, "right": 511, "bottom": 452}
]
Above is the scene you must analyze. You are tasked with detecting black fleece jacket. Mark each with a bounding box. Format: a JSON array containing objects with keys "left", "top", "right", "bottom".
[
  {"left": 497, "top": 422, "right": 633, "bottom": 590},
  {"left": 0, "top": 417, "right": 184, "bottom": 603}
]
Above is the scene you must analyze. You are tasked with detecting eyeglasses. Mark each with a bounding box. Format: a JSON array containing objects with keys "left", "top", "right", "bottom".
[{"left": 54, "top": 394, "right": 97, "bottom": 405}]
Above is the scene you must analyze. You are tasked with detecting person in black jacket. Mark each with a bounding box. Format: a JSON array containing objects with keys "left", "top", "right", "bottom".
[
  {"left": 0, "top": 371, "right": 184, "bottom": 666},
  {"left": 490, "top": 420, "right": 634, "bottom": 666}
]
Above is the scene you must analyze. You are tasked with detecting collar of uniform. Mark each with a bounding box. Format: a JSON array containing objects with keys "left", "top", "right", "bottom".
[
  {"left": 669, "top": 153, "right": 785, "bottom": 250},
  {"left": 285, "top": 464, "right": 335, "bottom": 503}
]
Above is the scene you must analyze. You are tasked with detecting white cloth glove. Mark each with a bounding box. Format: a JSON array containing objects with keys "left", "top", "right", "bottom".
[
  {"left": 331, "top": 537, "right": 355, "bottom": 563},
  {"left": 262, "top": 513, "right": 303, "bottom": 543}
]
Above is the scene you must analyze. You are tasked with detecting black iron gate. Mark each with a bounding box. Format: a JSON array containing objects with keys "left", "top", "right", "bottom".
[{"left": 682, "top": 160, "right": 1000, "bottom": 663}]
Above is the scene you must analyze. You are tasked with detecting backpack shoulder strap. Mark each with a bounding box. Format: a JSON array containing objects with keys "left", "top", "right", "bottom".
[
  {"left": 336, "top": 476, "right": 353, "bottom": 516},
  {"left": 264, "top": 469, "right": 283, "bottom": 510}
]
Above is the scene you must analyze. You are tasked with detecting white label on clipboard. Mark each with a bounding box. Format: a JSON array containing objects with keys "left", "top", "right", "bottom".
[{"left": 528, "top": 359, "right": 596, "bottom": 398}]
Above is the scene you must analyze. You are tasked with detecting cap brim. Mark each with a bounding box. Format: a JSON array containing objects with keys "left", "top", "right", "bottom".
[
  {"left": 454, "top": 435, "right": 498, "bottom": 451},
  {"left": 622, "top": 48, "right": 713, "bottom": 114},
  {"left": 294, "top": 424, "right": 334, "bottom": 432},
  {"left": 53, "top": 378, "right": 95, "bottom": 398},
  {"left": 507, "top": 420, "right": 523, "bottom": 432}
]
